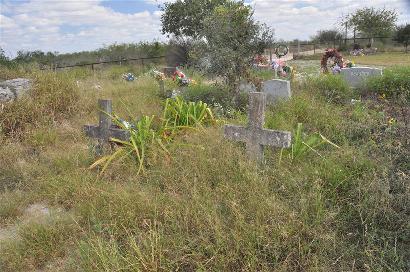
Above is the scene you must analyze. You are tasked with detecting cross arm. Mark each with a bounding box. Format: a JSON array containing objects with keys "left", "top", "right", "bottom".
[
  {"left": 224, "top": 125, "right": 248, "bottom": 143},
  {"left": 108, "top": 128, "right": 130, "bottom": 141},
  {"left": 83, "top": 125, "right": 130, "bottom": 142},
  {"left": 256, "top": 128, "right": 291, "bottom": 148},
  {"left": 84, "top": 124, "right": 99, "bottom": 138}
]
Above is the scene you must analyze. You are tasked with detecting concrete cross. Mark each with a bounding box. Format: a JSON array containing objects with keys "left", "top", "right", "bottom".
[
  {"left": 84, "top": 99, "right": 130, "bottom": 155},
  {"left": 224, "top": 92, "right": 291, "bottom": 162}
]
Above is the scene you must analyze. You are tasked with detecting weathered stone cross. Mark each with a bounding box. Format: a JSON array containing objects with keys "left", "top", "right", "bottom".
[
  {"left": 224, "top": 92, "right": 291, "bottom": 162},
  {"left": 84, "top": 99, "right": 130, "bottom": 155}
]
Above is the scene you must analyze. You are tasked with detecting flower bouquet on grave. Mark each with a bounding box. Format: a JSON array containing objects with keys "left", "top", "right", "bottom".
[
  {"left": 271, "top": 59, "right": 293, "bottom": 78},
  {"left": 122, "top": 73, "right": 135, "bottom": 81},
  {"left": 173, "top": 67, "right": 194, "bottom": 86}
]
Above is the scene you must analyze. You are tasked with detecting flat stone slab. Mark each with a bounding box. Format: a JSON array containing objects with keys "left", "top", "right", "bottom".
[
  {"left": 341, "top": 67, "right": 382, "bottom": 88},
  {"left": 262, "top": 79, "right": 291, "bottom": 104}
]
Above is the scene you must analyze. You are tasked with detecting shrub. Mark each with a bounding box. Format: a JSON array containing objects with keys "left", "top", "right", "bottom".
[
  {"left": 0, "top": 71, "right": 79, "bottom": 138},
  {"left": 182, "top": 83, "right": 248, "bottom": 116},
  {"left": 364, "top": 66, "right": 410, "bottom": 102},
  {"left": 304, "top": 74, "right": 353, "bottom": 103}
]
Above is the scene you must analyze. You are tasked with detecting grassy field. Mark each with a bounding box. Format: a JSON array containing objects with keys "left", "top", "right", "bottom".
[
  {"left": 0, "top": 53, "right": 409, "bottom": 271},
  {"left": 351, "top": 52, "right": 410, "bottom": 67}
]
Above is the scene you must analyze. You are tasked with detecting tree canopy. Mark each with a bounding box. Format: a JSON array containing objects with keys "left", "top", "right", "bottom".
[
  {"left": 346, "top": 7, "right": 398, "bottom": 38},
  {"left": 201, "top": 1, "right": 273, "bottom": 86},
  {"left": 160, "top": 0, "right": 229, "bottom": 38},
  {"left": 311, "top": 29, "right": 343, "bottom": 43},
  {"left": 395, "top": 24, "right": 410, "bottom": 52}
]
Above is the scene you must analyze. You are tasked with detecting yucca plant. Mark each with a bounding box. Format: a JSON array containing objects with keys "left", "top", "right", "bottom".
[
  {"left": 162, "top": 97, "right": 214, "bottom": 134},
  {"left": 90, "top": 115, "right": 166, "bottom": 175},
  {"left": 280, "top": 123, "right": 340, "bottom": 163}
]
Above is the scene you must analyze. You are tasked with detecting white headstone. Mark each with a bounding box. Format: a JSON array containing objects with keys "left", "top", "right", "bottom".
[
  {"left": 262, "top": 79, "right": 291, "bottom": 104},
  {"left": 341, "top": 67, "right": 382, "bottom": 88}
]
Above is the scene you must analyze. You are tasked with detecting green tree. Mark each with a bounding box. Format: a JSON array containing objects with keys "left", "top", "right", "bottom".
[
  {"left": 161, "top": 0, "right": 228, "bottom": 38},
  {"left": 200, "top": 1, "right": 274, "bottom": 92},
  {"left": 311, "top": 29, "right": 343, "bottom": 43},
  {"left": 345, "top": 7, "right": 398, "bottom": 46},
  {"left": 395, "top": 24, "right": 410, "bottom": 53}
]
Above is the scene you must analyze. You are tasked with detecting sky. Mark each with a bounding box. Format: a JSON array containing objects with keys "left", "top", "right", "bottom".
[{"left": 0, "top": 0, "right": 409, "bottom": 57}]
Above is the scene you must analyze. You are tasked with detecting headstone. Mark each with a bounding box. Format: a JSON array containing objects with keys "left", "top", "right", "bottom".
[
  {"left": 262, "top": 79, "right": 291, "bottom": 104},
  {"left": 0, "top": 78, "right": 31, "bottom": 102},
  {"left": 224, "top": 92, "right": 291, "bottom": 162},
  {"left": 341, "top": 67, "right": 382, "bottom": 88},
  {"left": 238, "top": 80, "right": 256, "bottom": 93},
  {"left": 84, "top": 99, "right": 130, "bottom": 155}
]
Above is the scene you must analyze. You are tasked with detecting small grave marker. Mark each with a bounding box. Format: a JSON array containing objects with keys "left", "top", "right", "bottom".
[
  {"left": 238, "top": 80, "right": 256, "bottom": 93},
  {"left": 341, "top": 67, "right": 382, "bottom": 88},
  {"left": 224, "top": 92, "right": 291, "bottom": 162},
  {"left": 84, "top": 99, "right": 130, "bottom": 155},
  {"left": 262, "top": 79, "right": 291, "bottom": 104}
]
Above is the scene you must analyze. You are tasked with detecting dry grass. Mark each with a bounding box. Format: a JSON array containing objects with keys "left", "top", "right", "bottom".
[{"left": 0, "top": 64, "right": 409, "bottom": 271}]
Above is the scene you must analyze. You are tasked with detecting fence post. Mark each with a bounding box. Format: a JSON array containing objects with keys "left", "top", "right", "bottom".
[
  {"left": 297, "top": 40, "right": 300, "bottom": 54},
  {"left": 313, "top": 44, "right": 316, "bottom": 54}
]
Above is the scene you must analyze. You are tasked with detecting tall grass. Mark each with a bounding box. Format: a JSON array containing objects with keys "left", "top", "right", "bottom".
[
  {"left": 0, "top": 71, "right": 79, "bottom": 138},
  {"left": 0, "top": 63, "right": 408, "bottom": 271},
  {"left": 364, "top": 66, "right": 410, "bottom": 102},
  {"left": 303, "top": 74, "right": 354, "bottom": 104}
]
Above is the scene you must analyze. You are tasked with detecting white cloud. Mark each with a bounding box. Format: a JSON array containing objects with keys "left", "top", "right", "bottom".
[
  {"left": 0, "top": 0, "right": 164, "bottom": 56},
  {"left": 0, "top": 0, "right": 409, "bottom": 56},
  {"left": 251, "top": 0, "right": 410, "bottom": 40}
]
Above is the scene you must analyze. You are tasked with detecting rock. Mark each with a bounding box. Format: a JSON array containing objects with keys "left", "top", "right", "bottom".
[{"left": 0, "top": 78, "right": 31, "bottom": 102}]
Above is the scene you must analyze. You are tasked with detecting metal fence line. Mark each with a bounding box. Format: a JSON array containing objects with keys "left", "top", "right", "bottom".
[{"left": 41, "top": 55, "right": 166, "bottom": 70}]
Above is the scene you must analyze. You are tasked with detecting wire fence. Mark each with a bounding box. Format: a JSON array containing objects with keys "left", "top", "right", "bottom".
[
  {"left": 40, "top": 55, "right": 166, "bottom": 71},
  {"left": 265, "top": 36, "right": 405, "bottom": 59}
]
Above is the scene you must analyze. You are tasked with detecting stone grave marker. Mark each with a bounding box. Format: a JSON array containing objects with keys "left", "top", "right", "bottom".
[
  {"left": 84, "top": 99, "right": 130, "bottom": 155},
  {"left": 262, "top": 79, "right": 291, "bottom": 104},
  {"left": 238, "top": 80, "right": 256, "bottom": 93},
  {"left": 341, "top": 67, "right": 382, "bottom": 88},
  {"left": 224, "top": 92, "right": 291, "bottom": 162}
]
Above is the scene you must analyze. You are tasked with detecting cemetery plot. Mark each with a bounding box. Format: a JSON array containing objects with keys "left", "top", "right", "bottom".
[
  {"left": 84, "top": 99, "right": 130, "bottom": 155},
  {"left": 224, "top": 92, "right": 291, "bottom": 162}
]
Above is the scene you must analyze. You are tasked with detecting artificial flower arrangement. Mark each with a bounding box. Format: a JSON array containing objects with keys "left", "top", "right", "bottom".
[
  {"left": 321, "top": 48, "right": 355, "bottom": 74},
  {"left": 122, "top": 73, "right": 135, "bottom": 81},
  {"left": 271, "top": 59, "right": 293, "bottom": 78},
  {"left": 173, "top": 67, "right": 195, "bottom": 86}
]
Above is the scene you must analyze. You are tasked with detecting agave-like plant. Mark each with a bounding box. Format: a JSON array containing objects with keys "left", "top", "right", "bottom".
[
  {"left": 90, "top": 115, "right": 166, "bottom": 175},
  {"left": 162, "top": 97, "right": 214, "bottom": 134},
  {"left": 90, "top": 97, "right": 215, "bottom": 175}
]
